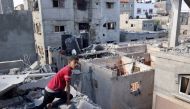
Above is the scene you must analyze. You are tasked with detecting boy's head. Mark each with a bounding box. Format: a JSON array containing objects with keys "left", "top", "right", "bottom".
[{"left": 68, "top": 56, "right": 79, "bottom": 69}]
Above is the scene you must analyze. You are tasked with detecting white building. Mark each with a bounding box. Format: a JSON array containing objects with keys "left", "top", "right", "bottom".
[
  {"left": 120, "top": 0, "right": 156, "bottom": 19},
  {"left": 32, "top": 0, "right": 120, "bottom": 64}
]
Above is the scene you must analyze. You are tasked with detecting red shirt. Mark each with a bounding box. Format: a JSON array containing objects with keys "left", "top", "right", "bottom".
[{"left": 47, "top": 65, "right": 72, "bottom": 92}]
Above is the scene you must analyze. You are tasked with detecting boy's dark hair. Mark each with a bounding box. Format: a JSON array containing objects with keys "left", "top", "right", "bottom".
[{"left": 68, "top": 56, "right": 79, "bottom": 63}]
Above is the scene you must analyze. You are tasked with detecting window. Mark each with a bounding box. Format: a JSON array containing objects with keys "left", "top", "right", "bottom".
[
  {"left": 174, "top": 75, "right": 190, "bottom": 102},
  {"left": 131, "top": 24, "right": 134, "bottom": 27},
  {"left": 77, "top": 0, "right": 87, "bottom": 10},
  {"left": 60, "top": 26, "right": 65, "bottom": 31},
  {"left": 143, "top": 24, "right": 147, "bottom": 27},
  {"left": 79, "top": 23, "right": 89, "bottom": 30},
  {"left": 180, "top": 76, "right": 190, "bottom": 95},
  {"left": 107, "top": 22, "right": 116, "bottom": 30},
  {"left": 149, "top": 9, "right": 153, "bottom": 14},
  {"left": 53, "top": 0, "right": 64, "bottom": 8},
  {"left": 106, "top": 2, "right": 114, "bottom": 9},
  {"left": 137, "top": 8, "right": 141, "bottom": 14},
  {"left": 54, "top": 26, "right": 65, "bottom": 32},
  {"left": 103, "top": 22, "right": 116, "bottom": 30}
]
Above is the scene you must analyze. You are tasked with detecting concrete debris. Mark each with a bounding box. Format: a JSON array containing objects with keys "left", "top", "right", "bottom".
[
  {"left": 31, "top": 86, "right": 101, "bottom": 109},
  {"left": 0, "top": 74, "right": 28, "bottom": 96},
  {"left": 0, "top": 96, "right": 24, "bottom": 108},
  {"left": 41, "top": 64, "right": 53, "bottom": 73},
  {"left": 9, "top": 68, "right": 21, "bottom": 75},
  {"left": 26, "top": 90, "right": 43, "bottom": 101},
  {"left": 29, "top": 61, "right": 40, "bottom": 70}
]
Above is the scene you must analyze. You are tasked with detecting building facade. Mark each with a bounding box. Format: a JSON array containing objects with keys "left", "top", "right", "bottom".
[
  {"left": 126, "top": 19, "right": 157, "bottom": 32},
  {"left": 120, "top": 0, "right": 156, "bottom": 19},
  {"left": 32, "top": 0, "right": 120, "bottom": 64}
]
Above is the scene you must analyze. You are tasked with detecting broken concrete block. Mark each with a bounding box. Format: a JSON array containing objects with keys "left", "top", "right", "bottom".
[
  {"left": 9, "top": 68, "right": 20, "bottom": 75},
  {"left": 0, "top": 96, "right": 23, "bottom": 108},
  {"left": 30, "top": 61, "right": 40, "bottom": 70}
]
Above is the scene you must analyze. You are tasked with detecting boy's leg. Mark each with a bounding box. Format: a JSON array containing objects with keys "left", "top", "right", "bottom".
[
  {"left": 55, "top": 91, "right": 73, "bottom": 103},
  {"left": 36, "top": 90, "right": 55, "bottom": 109}
]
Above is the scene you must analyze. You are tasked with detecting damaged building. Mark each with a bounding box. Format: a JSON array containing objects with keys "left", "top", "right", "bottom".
[
  {"left": 79, "top": 55, "right": 154, "bottom": 109},
  {"left": 31, "top": 0, "right": 120, "bottom": 64},
  {"left": 0, "top": 0, "right": 36, "bottom": 62}
]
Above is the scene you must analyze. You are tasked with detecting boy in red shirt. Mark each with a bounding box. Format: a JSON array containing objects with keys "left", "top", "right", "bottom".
[{"left": 36, "top": 56, "right": 79, "bottom": 109}]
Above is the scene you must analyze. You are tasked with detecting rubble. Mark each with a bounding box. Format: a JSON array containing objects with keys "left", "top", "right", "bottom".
[{"left": 0, "top": 59, "right": 101, "bottom": 109}]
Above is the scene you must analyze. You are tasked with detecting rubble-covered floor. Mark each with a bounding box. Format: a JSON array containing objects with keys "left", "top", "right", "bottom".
[{"left": 0, "top": 61, "right": 101, "bottom": 109}]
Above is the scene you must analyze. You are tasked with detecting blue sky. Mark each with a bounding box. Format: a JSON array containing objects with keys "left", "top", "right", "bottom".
[{"left": 14, "top": 0, "right": 189, "bottom": 11}]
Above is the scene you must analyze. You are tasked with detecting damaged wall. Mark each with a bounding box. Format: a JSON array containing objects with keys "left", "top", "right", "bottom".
[
  {"left": 80, "top": 56, "right": 154, "bottom": 109},
  {"left": 0, "top": 11, "right": 36, "bottom": 63},
  {"left": 111, "top": 70, "right": 154, "bottom": 109},
  {"left": 80, "top": 60, "right": 114, "bottom": 109}
]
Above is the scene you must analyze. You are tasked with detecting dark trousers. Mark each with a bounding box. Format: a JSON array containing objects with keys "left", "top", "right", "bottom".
[{"left": 36, "top": 90, "right": 73, "bottom": 109}]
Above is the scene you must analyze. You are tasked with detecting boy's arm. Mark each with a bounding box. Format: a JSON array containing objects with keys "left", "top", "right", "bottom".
[{"left": 65, "top": 81, "right": 71, "bottom": 105}]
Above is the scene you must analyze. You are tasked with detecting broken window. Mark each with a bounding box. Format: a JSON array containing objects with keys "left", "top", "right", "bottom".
[
  {"left": 137, "top": 8, "right": 141, "bottom": 14},
  {"left": 77, "top": 0, "right": 87, "bottom": 11},
  {"left": 131, "top": 24, "right": 134, "bottom": 27},
  {"left": 53, "top": 0, "right": 64, "bottom": 8},
  {"left": 106, "top": 2, "right": 114, "bottom": 9},
  {"left": 103, "top": 22, "right": 116, "bottom": 30},
  {"left": 79, "top": 23, "right": 90, "bottom": 30},
  {"left": 33, "top": 0, "right": 39, "bottom": 11},
  {"left": 54, "top": 26, "right": 65, "bottom": 32},
  {"left": 107, "top": 22, "right": 116, "bottom": 30},
  {"left": 60, "top": 26, "right": 65, "bottom": 31},
  {"left": 130, "top": 81, "right": 141, "bottom": 96},
  {"left": 149, "top": 9, "right": 153, "bottom": 14},
  {"left": 180, "top": 76, "right": 190, "bottom": 95}
]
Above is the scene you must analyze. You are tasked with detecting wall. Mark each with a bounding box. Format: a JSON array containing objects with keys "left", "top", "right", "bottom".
[
  {"left": 134, "top": 2, "right": 156, "bottom": 18},
  {"left": 120, "top": 31, "right": 167, "bottom": 42},
  {"left": 80, "top": 56, "right": 154, "bottom": 109},
  {"left": 120, "top": 13, "right": 129, "bottom": 30},
  {"left": 80, "top": 59, "right": 115, "bottom": 109},
  {"left": 120, "top": 1, "right": 135, "bottom": 18},
  {"left": 111, "top": 70, "right": 154, "bottom": 109},
  {"left": 126, "top": 19, "right": 156, "bottom": 32},
  {"left": 0, "top": 60, "right": 24, "bottom": 74},
  {"left": 0, "top": 11, "right": 36, "bottom": 63},
  {"left": 0, "top": 0, "right": 14, "bottom": 14},
  {"left": 154, "top": 93, "right": 190, "bottom": 109}
]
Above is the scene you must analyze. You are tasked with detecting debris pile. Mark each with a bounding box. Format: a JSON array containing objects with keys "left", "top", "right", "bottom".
[{"left": 0, "top": 60, "right": 101, "bottom": 109}]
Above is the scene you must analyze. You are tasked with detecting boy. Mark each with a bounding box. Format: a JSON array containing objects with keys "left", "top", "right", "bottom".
[{"left": 36, "top": 56, "right": 79, "bottom": 109}]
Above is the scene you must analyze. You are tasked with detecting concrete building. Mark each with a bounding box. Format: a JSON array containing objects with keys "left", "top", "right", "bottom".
[
  {"left": 32, "top": 0, "right": 120, "bottom": 64},
  {"left": 79, "top": 55, "right": 154, "bottom": 109},
  {"left": 108, "top": 41, "right": 190, "bottom": 109},
  {"left": 0, "top": 0, "right": 36, "bottom": 63},
  {"left": 146, "top": 44, "right": 190, "bottom": 109},
  {"left": 154, "top": 0, "right": 171, "bottom": 15},
  {"left": 120, "top": 0, "right": 156, "bottom": 19},
  {"left": 120, "top": 31, "right": 168, "bottom": 42},
  {"left": 125, "top": 19, "right": 157, "bottom": 32}
]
